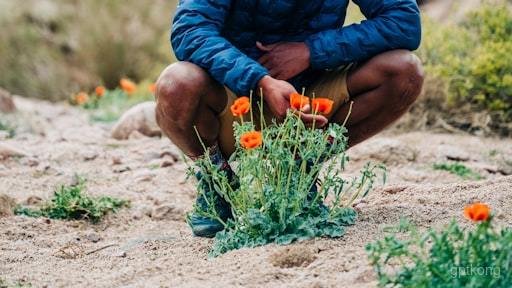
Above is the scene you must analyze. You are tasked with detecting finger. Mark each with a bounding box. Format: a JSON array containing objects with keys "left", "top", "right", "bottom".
[
  {"left": 294, "top": 111, "right": 328, "bottom": 128},
  {"left": 256, "top": 41, "right": 272, "bottom": 52},
  {"left": 301, "top": 104, "right": 311, "bottom": 113},
  {"left": 256, "top": 41, "right": 280, "bottom": 51}
]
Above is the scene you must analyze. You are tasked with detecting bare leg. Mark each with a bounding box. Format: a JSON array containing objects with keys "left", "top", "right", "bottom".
[
  {"left": 330, "top": 50, "right": 425, "bottom": 147},
  {"left": 155, "top": 62, "right": 227, "bottom": 158}
]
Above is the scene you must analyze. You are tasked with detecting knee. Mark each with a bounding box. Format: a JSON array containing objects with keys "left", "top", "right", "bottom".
[
  {"left": 155, "top": 62, "right": 209, "bottom": 124},
  {"left": 383, "top": 51, "right": 425, "bottom": 110}
]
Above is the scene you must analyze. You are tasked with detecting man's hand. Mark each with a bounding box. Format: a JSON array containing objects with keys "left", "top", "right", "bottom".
[
  {"left": 257, "top": 41, "right": 310, "bottom": 81},
  {"left": 258, "top": 76, "right": 327, "bottom": 127},
  {"left": 258, "top": 76, "right": 295, "bottom": 121}
]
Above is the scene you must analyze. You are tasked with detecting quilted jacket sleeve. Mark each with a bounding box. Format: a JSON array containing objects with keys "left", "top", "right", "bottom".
[
  {"left": 171, "top": 0, "right": 269, "bottom": 96},
  {"left": 305, "top": 0, "right": 421, "bottom": 70}
]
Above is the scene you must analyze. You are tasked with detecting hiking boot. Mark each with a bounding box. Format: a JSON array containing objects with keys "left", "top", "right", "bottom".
[{"left": 188, "top": 166, "right": 237, "bottom": 238}]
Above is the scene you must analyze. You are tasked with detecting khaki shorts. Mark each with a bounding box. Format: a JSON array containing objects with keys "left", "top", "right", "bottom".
[{"left": 218, "top": 67, "right": 351, "bottom": 157}]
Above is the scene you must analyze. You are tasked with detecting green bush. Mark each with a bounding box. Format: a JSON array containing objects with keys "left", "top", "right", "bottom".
[
  {"left": 367, "top": 217, "right": 512, "bottom": 287},
  {"left": 419, "top": 2, "right": 512, "bottom": 128},
  {"left": 191, "top": 99, "right": 385, "bottom": 257},
  {"left": 15, "top": 178, "right": 129, "bottom": 223},
  {"left": 433, "top": 162, "right": 483, "bottom": 180}
]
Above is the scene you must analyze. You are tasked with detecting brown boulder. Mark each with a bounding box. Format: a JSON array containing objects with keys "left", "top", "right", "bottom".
[{"left": 111, "top": 102, "right": 161, "bottom": 140}]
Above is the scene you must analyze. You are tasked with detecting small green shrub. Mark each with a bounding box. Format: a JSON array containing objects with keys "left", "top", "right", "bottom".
[
  {"left": 15, "top": 178, "right": 129, "bottom": 223},
  {"left": 367, "top": 215, "right": 512, "bottom": 287},
  {"left": 87, "top": 89, "right": 154, "bottom": 123},
  {"left": 419, "top": 2, "right": 512, "bottom": 130},
  {"left": 192, "top": 97, "right": 385, "bottom": 257},
  {"left": 70, "top": 81, "right": 155, "bottom": 122},
  {"left": 433, "top": 162, "right": 483, "bottom": 180},
  {"left": 0, "top": 118, "right": 16, "bottom": 138}
]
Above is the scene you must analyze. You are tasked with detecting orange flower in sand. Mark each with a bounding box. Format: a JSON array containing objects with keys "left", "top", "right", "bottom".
[
  {"left": 120, "top": 78, "right": 137, "bottom": 94},
  {"left": 230, "top": 96, "right": 251, "bottom": 117},
  {"left": 240, "top": 131, "right": 262, "bottom": 149},
  {"left": 311, "top": 98, "right": 334, "bottom": 115},
  {"left": 290, "top": 93, "right": 310, "bottom": 111},
  {"left": 95, "top": 86, "right": 106, "bottom": 97},
  {"left": 464, "top": 203, "right": 490, "bottom": 222},
  {"left": 149, "top": 83, "right": 157, "bottom": 94},
  {"left": 75, "top": 92, "right": 89, "bottom": 105}
]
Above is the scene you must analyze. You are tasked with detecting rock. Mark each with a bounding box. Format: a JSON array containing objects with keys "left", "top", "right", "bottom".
[
  {"left": 383, "top": 185, "right": 407, "bottom": 195},
  {"left": 0, "top": 194, "right": 16, "bottom": 217},
  {"left": 20, "top": 157, "right": 39, "bottom": 167},
  {"left": 114, "top": 250, "right": 127, "bottom": 258},
  {"left": 85, "top": 233, "right": 102, "bottom": 243},
  {"left": 439, "top": 145, "right": 470, "bottom": 162},
  {"left": 35, "top": 162, "right": 52, "bottom": 173},
  {"left": 0, "top": 87, "right": 16, "bottom": 113},
  {"left": 0, "top": 143, "right": 29, "bottom": 159},
  {"left": 498, "top": 164, "right": 512, "bottom": 176},
  {"left": 113, "top": 165, "right": 131, "bottom": 174},
  {"left": 160, "top": 159, "right": 175, "bottom": 168},
  {"left": 24, "top": 196, "right": 43, "bottom": 205},
  {"left": 143, "top": 151, "right": 161, "bottom": 162},
  {"left": 133, "top": 205, "right": 153, "bottom": 220},
  {"left": 111, "top": 156, "right": 122, "bottom": 165},
  {"left": 133, "top": 169, "right": 156, "bottom": 182},
  {"left": 160, "top": 151, "right": 180, "bottom": 162},
  {"left": 82, "top": 151, "right": 99, "bottom": 161},
  {"left": 111, "top": 102, "right": 161, "bottom": 140},
  {"left": 128, "top": 130, "right": 147, "bottom": 140},
  {"left": 151, "top": 204, "right": 183, "bottom": 221},
  {"left": 0, "top": 131, "right": 10, "bottom": 140}
]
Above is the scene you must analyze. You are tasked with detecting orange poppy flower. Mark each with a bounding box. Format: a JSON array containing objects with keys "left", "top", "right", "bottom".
[
  {"left": 230, "top": 96, "right": 251, "bottom": 117},
  {"left": 311, "top": 98, "right": 334, "bottom": 115},
  {"left": 290, "top": 93, "right": 310, "bottom": 110},
  {"left": 95, "top": 86, "right": 106, "bottom": 97},
  {"left": 240, "top": 131, "right": 262, "bottom": 149},
  {"left": 464, "top": 203, "right": 490, "bottom": 222},
  {"left": 75, "top": 92, "right": 89, "bottom": 105},
  {"left": 120, "top": 78, "right": 137, "bottom": 94},
  {"left": 149, "top": 83, "right": 157, "bottom": 94}
]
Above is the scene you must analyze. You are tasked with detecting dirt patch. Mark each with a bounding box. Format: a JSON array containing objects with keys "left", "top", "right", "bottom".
[
  {"left": 269, "top": 245, "right": 317, "bottom": 268},
  {"left": 0, "top": 97, "right": 511, "bottom": 287}
]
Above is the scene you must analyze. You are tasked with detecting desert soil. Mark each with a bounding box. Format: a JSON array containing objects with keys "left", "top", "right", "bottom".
[{"left": 1, "top": 97, "right": 511, "bottom": 288}]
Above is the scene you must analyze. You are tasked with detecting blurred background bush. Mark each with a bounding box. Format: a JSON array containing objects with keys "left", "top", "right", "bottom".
[
  {"left": 417, "top": 1, "right": 512, "bottom": 135},
  {"left": 0, "top": 0, "right": 510, "bottom": 135},
  {"left": 0, "top": 0, "right": 177, "bottom": 101}
]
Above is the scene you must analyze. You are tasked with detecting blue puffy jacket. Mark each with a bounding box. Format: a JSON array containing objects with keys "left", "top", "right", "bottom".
[{"left": 171, "top": 0, "right": 421, "bottom": 96}]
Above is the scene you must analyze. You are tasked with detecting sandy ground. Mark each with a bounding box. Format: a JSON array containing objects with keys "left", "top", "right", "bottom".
[{"left": 1, "top": 97, "right": 511, "bottom": 288}]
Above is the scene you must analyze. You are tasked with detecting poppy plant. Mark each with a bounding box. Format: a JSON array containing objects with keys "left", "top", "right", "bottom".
[
  {"left": 311, "top": 98, "right": 334, "bottom": 115},
  {"left": 290, "top": 93, "right": 310, "bottom": 111},
  {"left": 95, "top": 86, "right": 106, "bottom": 98},
  {"left": 231, "top": 96, "right": 251, "bottom": 117},
  {"left": 192, "top": 93, "right": 383, "bottom": 257},
  {"left": 120, "top": 78, "right": 137, "bottom": 94},
  {"left": 464, "top": 202, "right": 490, "bottom": 222},
  {"left": 75, "top": 92, "right": 89, "bottom": 105},
  {"left": 240, "top": 131, "right": 262, "bottom": 149},
  {"left": 149, "top": 83, "right": 157, "bottom": 94}
]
